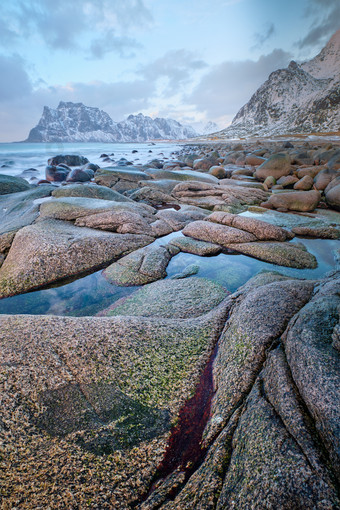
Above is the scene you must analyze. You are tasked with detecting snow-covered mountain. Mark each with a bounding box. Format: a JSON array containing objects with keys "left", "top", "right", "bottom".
[
  {"left": 25, "top": 102, "right": 198, "bottom": 142},
  {"left": 218, "top": 29, "right": 340, "bottom": 138}
]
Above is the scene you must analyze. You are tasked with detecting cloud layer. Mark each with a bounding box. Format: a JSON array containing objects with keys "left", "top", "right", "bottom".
[{"left": 188, "top": 49, "right": 291, "bottom": 120}]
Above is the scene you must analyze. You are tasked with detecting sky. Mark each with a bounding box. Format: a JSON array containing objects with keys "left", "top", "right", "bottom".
[{"left": 0, "top": 0, "right": 339, "bottom": 141}]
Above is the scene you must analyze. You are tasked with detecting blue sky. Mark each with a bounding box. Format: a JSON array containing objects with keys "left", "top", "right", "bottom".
[{"left": 0, "top": 0, "right": 339, "bottom": 141}]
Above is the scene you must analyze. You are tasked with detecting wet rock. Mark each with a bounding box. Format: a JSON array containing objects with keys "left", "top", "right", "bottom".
[
  {"left": 169, "top": 236, "right": 222, "bottom": 256},
  {"left": 52, "top": 183, "right": 132, "bottom": 201},
  {"left": 0, "top": 220, "right": 153, "bottom": 297},
  {"left": 170, "top": 264, "right": 200, "bottom": 279},
  {"left": 296, "top": 166, "right": 324, "bottom": 179},
  {"left": 206, "top": 211, "right": 293, "bottom": 241},
  {"left": 327, "top": 149, "right": 340, "bottom": 171},
  {"left": 48, "top": 155, "right": 89, "bottom": 166},
  {"left": 228, "top": 241, "right": 317, "bottom": 268},
  {"left": 101, "top": 277, "right": 227, "bottom": 319},
  {"left": 0, "top": 174, "right": 31, "bottom": 195},
  {"left": 139, "top": 179, "right": 181, "bottom": 194},
  {"left": 45, "top": 165, "right": 69, "bottom": 182},
  {"left": 39, "top": 197, "right": 155, "bottom": 221},
  {"left": 66, "top": 167, "right": 94, "bottom": 182},
  {"left": 255, "top": 153, "right": 292, "bottom": 181},
  {"left": 264, "top": 190, "right": 321, "bottom": 212},
  {"left": 103, "top": 244, "right": 173, "bottom": 286},
  {"left": 0, "top": 299, "right": 229, "bottom": 509},
  {"left": 75, "top": 210, "right": 154, "bottom": 235},
  {"left": 182, "top": 220, "right": 257, "bottom": 246}
]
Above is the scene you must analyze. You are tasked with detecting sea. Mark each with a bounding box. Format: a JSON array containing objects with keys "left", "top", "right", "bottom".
[{"left": 0, "top": 141, "right": 183, "bottom": 181}]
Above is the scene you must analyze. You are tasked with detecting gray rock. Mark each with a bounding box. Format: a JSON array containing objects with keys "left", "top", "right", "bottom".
[
  {"left": 0, "top": 186, "right": 54, "bottom": 237},
  {"left": 48, "top": 154, "right": 89, "bottom": 166},
  {"left": 283, "top": 280, "right": 340, "bottom": 479},
  {"left": 145, "top": 168, "right": 219, "bottom": 184},
  {"left": 205, "top": 278, "right": 314, "bottom": 441},
  {"left": 0, "top": 174, "right": 31, "bottom": 195}
]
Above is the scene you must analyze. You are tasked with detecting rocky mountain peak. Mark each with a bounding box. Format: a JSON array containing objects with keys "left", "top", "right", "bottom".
[
  {"left": 216, "top": 30, "right": 340, "bottom": 138},
  {"left": 25, "top": 104, "right": 197, "bottom": 142}
]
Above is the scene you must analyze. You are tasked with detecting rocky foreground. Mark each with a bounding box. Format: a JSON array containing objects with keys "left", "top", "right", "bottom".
[{"left": 0, "top": 140, "right": 340, "bottom": 508}]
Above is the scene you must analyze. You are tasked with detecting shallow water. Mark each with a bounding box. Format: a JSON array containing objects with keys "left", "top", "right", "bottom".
[
  {"left": 0, "top": 142, "right": 182, "bottom": 181},
  {"left": 0, "top": 236, "right": 337, "bottom": 317}
]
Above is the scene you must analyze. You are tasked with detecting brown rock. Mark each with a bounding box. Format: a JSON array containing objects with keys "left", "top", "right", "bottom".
[
  {"left": 182, "top": 220, "right": 257, "bottom": 246},
  {"left": 265, "top": 190, "right": 321, "bottom": 212},
  {"left": 293, "top": 175, "right": 314, "bottom": 190}
]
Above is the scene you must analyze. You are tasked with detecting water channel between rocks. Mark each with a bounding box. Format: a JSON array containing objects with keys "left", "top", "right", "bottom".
[{"left": 0, "top": 232, "right": 338, "bottom": 317}]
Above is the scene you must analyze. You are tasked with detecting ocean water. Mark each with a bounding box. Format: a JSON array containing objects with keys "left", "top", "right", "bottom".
[{"left": 0, "top": 142, "right": 183, "bottom": 181}]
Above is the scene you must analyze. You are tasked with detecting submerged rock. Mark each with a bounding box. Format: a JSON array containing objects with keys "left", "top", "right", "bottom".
[{"left": 100, "top": 277, "right": 227, "bottom": 319}]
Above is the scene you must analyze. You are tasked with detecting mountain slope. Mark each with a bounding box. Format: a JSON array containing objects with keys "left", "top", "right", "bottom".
[
  {"left": 26, "top": 102, "right": 197, "bottom": 142},
  {"left": 218, "top": 30, "right": 340, "bottom": 138}
]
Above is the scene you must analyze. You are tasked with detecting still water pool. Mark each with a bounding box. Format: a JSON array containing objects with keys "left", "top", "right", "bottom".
[{"left": 0, "top": 236, "right": 338, "bottom": 317}]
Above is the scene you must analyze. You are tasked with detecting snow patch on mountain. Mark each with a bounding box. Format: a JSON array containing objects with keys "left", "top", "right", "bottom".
[{"left": 217, "top": 29, "right": 340, "bottom": 138}]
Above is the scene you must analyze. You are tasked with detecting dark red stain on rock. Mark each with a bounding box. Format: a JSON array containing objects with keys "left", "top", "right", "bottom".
[{"left": 156, "top": 342, "right": 218, "bottom": 479}]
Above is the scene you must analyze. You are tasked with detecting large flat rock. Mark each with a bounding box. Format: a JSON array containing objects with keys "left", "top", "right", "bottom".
[
  {"left": 100, "top": 277, "right": 228, "bottom": 318},
  {"left": 0, "top": 219, "right": 153, "bottom": 297},
  {"left": 0, "top": 298, "right": 230, "bottom": 508}
]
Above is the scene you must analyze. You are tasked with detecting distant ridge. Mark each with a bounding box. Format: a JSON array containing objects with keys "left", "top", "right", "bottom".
[
  {"left": 25, "top": 102, "right": 198, "bottom": 142},
  {"left": 216, "top": 29, "right": 340, "bottom": 138}
]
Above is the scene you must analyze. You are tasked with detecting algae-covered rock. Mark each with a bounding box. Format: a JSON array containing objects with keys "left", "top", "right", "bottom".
[
  {"left": 0, "top": 220, "right": 153, "bottom": 297},
  {"left": 205, "top": 278, "right": 314, "bottom": 441},
  {"left": 101, "top": 277, "right": 228, "bottom": 319},
  {"left": 0, "top": 298, "right": 230, "bottom": 509}
]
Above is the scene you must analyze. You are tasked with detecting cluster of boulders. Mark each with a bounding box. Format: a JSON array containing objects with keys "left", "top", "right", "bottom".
[{"left": 0, "top": 140, "right": 339, "bottom": 509}]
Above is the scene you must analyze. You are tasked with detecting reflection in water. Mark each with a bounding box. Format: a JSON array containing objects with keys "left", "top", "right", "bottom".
[{"left": 0, "top": 237, "right": 338, "bottom": 317}]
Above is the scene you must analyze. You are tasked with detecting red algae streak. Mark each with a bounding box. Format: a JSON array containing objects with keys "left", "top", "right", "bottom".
[{"left": 156, "top": 342, "right": 219, "bottom": 479}]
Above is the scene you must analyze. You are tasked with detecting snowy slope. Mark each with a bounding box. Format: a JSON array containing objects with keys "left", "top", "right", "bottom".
[
  {"left": 218, "top": 29, "right": 340, "bottom": 138},
  {"left": 26, "top": 103, "right": 198, "bottom": 142}
]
